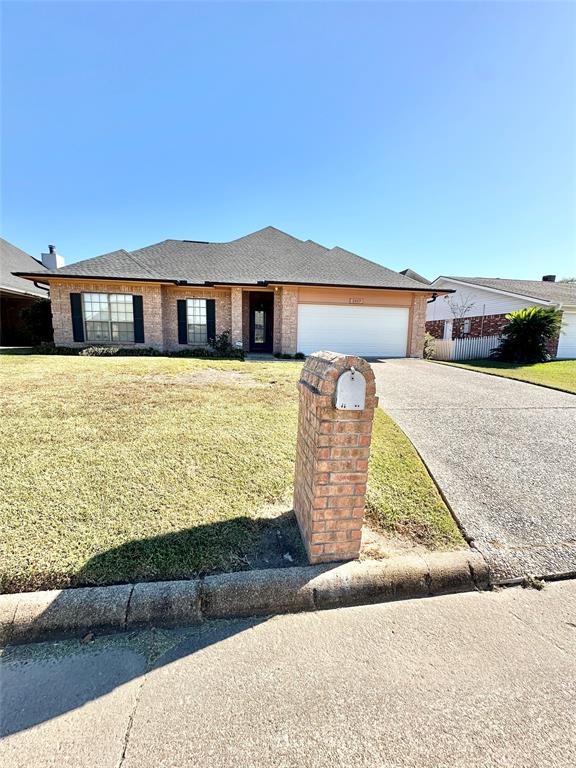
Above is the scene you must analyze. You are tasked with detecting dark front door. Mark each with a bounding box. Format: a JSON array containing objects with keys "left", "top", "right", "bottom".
[{"left": 249, "top": 292, "right": 274, "bottom": 352}]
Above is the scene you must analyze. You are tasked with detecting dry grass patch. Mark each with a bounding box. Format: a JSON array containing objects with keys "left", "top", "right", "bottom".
[{"left": 1, "top": 355, "right": 463, "bottom": 592}]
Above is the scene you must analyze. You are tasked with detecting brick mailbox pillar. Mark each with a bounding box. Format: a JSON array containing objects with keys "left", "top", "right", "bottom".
[{"left": 293, "top": 351, "right": 378, "bottom": 564}]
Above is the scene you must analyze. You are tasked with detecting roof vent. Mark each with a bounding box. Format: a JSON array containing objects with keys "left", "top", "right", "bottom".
[
  {"left": 542, "top": 274, "right": 556, "bottom": 282},
  {"left": 41, "top": 244, "right": 65, "bottom": 270}
]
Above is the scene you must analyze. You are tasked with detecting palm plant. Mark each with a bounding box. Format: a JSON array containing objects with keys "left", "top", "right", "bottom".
[{"left": 492, "top": 307, "right": 562, "bottom": 363}]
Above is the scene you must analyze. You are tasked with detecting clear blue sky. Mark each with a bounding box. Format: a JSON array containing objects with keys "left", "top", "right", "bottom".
[{"left": 2, "top": 1, "right": 574, "bottom": 280}]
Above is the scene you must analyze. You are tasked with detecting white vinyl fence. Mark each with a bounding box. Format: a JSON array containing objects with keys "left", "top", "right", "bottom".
[{"left": 432, "top": 335, "right": 501, "bottom": 362}]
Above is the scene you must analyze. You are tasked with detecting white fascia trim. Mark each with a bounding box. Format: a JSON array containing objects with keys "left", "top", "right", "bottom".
[
  {"left": 0, "top": 284, "right": 48, "bottom": 298},
  {"left": 430, "top": 277, "right": 551, "bottom": 306}
]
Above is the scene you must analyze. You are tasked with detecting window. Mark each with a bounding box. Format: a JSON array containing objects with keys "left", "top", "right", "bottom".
[
  {"left": 187, "top": 298, "right": 208, "bottom": 344},
  {"left": 463, "top": 318, "right": 472, "bottom": 334},
  {"left": 254, "top": 310, "right": 265, "bottom": 344},
  {"left": 83, "top": 293, "right": 134, "bottom": 343}
]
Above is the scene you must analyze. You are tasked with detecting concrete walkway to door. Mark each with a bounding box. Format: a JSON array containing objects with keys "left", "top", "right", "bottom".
[{"left": 372, "top": 359, "right": 576, "bottom": 582}]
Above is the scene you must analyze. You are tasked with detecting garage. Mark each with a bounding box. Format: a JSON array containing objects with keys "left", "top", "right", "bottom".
[
  {"left": 297, "top": 304, "right": 410, "bottom": 357},
  {"left": 557, "top": 310, "right": 576, "bottom": 359}
]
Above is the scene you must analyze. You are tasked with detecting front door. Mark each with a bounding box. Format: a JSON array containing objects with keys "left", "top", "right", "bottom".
[{"left": 249, "top": 292, "right": 274, "bottom": 352}]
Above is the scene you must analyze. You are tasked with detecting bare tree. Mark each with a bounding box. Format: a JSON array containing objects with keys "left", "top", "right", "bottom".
[
  {"left": 444, "top": 292, "right": 476, "bottom": 338},
  {"left": 559, "top": 277, "right": 576, "bottom": 283}
]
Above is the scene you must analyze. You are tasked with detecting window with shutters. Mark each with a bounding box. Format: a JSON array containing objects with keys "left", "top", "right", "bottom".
[
  {"left": 186, "top": 298, "right": 208, "bottom": 344},
  {"left": 82, "top": 293, "right": 134, "bottom": 342}
]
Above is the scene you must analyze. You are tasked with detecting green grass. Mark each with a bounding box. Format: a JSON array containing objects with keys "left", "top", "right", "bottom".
[
  {"left": 435, "top": 359, "right": 576, "bottom": 394},
  {"left": 0, "top": 355, "right": 463, "bottom": 593}
]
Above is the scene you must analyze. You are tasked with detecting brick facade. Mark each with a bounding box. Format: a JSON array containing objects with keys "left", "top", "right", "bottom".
[
  {"left": 426, "top": 312, "right": 510, "bottom": 341},
  {"left": 293, "top": 352, "right": 378, "bottom": 564},
  {"left": 425, "top": 319, "right": 446, "bottom": 340},
  {"left": 162, "top": 286, "right": 231, "bottom": 351},
  {"left": 230, "top": 287, "right": 243, "bottom": 348},
  {"left": 280, "top": 286, "right": 298, "bottom": 355},
  {"left": 425, "top": 311, "right": 562, "bottom": 358},
  {"left": 408, "top": 295, "right": 427, "bottom": 357},
  {"left": 50, "top": 279, "right": 166, "bottom": 349},
  {"left": 47, "top": 279, "right": 432, "bottom": 357}
]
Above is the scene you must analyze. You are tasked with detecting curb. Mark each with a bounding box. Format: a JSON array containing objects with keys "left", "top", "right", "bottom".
[{"left": 0, "top": 550, "right": 489, "bottom": 647}]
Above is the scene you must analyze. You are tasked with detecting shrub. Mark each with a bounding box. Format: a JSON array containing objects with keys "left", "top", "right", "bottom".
[
  {"left": 116, "top": 347, "right": 162, "bottom": 356},
  {"left": 294, "top": 352, "right": 306, "bottom": 360},
  {"left": 78, "top": 346, "right": 163, "bottom": 356},
  {"left": 491, "top": 307, "right": 562, "bottom": 363},
  {"left": 32, "top": 342, "right": 79, "bottom": 355},
  {"left": 172, "top": 347, "right": 216, "bottom": 359},
  {"left": 80, "top": 346, "right": 120, "bottom": 356},
  {"left": 423, "top": 332, "right": 436, "bottom": 360},
  {"left": 209, "top": 330, "right": 244, "bottom": 360}
]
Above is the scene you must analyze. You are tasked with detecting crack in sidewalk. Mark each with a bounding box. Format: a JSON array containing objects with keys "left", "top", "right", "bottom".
[{"left": 116, "top": 672, "right": 147, "bottom": 768}]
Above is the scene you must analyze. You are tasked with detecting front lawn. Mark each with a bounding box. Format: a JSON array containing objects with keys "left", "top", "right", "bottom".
[
  {"left": 1, "top": 355, "right": 463, "bottom": 593},
  {"left": 434, "top": 359, "right": 576, "bottom": 394}
]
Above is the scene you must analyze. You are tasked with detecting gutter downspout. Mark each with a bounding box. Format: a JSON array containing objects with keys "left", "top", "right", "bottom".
[{"left": 34, "top": 281, "right": 49, "bottom": 293}]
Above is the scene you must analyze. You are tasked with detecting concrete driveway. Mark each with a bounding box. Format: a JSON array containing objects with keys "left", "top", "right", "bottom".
[{"left": 373, "top": 359, "right": 576, "bottom": 582}]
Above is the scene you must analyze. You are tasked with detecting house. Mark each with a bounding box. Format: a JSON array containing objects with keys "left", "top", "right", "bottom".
[
  {"left": 0, "top": 238, "right": 51, "bottom": 345},
  {"left": 426, "top": 275, "right": 576, "bottom": 359},
  {"left": 13, "top": 226, "right": 441, "bottom": 357}
]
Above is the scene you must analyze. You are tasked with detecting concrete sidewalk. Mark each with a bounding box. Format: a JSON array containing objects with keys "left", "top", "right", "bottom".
[
  {"left": 2, "top": 581, "right": 575, "bottom": 767},
  {"left": 373, "top": 359, "right": 576, "bottom": 582}
]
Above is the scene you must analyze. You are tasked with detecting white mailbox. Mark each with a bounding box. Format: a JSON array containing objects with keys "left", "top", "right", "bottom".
[{"left": 335, "top": 367, "right": 366, "bottom": 410}]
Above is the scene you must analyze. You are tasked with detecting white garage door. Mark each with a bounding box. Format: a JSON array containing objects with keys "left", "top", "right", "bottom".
[
  {"left": 297, "top": 304, "right": 409, "bottom": 357},
  {"left": 557, "top": 311, "right": 576, "bottom": 359}
]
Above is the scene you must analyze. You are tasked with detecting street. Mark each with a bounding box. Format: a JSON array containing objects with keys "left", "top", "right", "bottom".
[{"left": 2, "top": 580, "right": 575, "bottom": 767}]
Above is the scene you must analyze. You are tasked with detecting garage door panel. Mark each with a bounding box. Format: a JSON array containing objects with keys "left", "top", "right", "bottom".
[
  {"left": 297, "top": 304, "right": 409, "bottom": 357},
  {"left": 557, "top": 311, "right": 576, "bottom": 359}
]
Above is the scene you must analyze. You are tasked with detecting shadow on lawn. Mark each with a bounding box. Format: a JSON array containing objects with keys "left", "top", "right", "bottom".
[
  {"left": 75, "top": 511, "right": 308, "bottom": 588},
  {"left": 1, "top": 514, "right": 313, "bottom": 739}
]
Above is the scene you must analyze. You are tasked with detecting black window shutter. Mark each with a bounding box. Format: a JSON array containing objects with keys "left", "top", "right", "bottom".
[
  {"left": 132, "top": 295, "right": 145, "bottom": 343},
  {"left": 177, "top": 300, "right": 188, "bottom": 344},
  {"left": 70, "top": 293, "right": 84, "bottom": 342},
  {"left": 206, "top": 299, "right": 216, "bottom": 344}
]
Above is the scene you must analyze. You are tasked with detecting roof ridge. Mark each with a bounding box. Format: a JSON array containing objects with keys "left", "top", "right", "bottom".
[
  {"left": 115, "top": 248, "right": 160, "bottom": 279},
  {"left": 329, "top": 244, "right": 424, "bottom": 285},
  {"left": 447, "top": 275, "right": 554, "bottom": 283},
  {"left": 230, "top": 226, "right": 305, "bottom": 245}
]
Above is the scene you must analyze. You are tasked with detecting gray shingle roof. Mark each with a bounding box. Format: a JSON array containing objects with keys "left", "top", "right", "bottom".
[
  {"left": 399, "top": 268, "right": 430, "bottom": 285},
  {"left": 1, "top": 238, "right": 48, "bottom": 297},
  {"left": 438, "top": 276, "right": 576, "bottom": 305},
  {"left": 14, "top": 227, "right": 434, "bottom": 292}
]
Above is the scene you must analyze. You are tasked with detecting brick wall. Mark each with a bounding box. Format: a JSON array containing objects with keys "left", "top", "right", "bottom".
[
  {"left": 427, "top": 311, "right": 561, "bottom": 358},
  {"left": 281, "top": 286, "right": 298, "bottom": 355},
  {"left": 452, "top": 313, "right": 509, "bottom": 339},
  {"left": 241, "top": 291, "right": 250, "bottom": 350},
  {"left": 293, "top": 352, "right": 378, "bottom": 564},
  {"left": 230, "top": 287, "right": 243, "bottom": 348},
  {"left": 273, "top": 288, "right": 283, "bottom": 354},
  {"left": 48, "top": 280, "right": 232, "bottom": 351},
  {"left": 49, "top": 280, "right": 165, "bottom": 349},
  {"left": 427, "top": 313, "right": 510, "bottom": 340},
  {"left": 162, "top": 286, "right": 231, "bottom": 351},
  {"left": 425, "top": 319, "right": 445, "bottom": 339},
  {"left": 408, "top": 295, "right": 427, "bottom": 357}
]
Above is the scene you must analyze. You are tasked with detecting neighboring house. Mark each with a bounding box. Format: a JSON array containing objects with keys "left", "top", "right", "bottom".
[
  {"left": 0, "top": 238, "right": 50, "bottom": 345},
  {"left": 13, "top": 226, "right": 441, "bottom": 357},
  {"left": 426, "top": 275, "right": 576, "bottom": 359}
]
